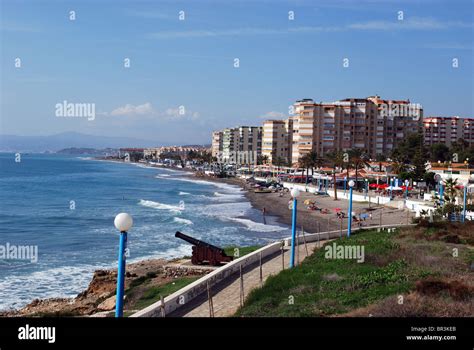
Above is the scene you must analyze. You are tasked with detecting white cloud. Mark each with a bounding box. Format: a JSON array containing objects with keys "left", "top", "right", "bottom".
[
  {"left": 106, "top": 103, "right": 199, "bottom": 120},
  {"left": 110, "top": 103, "right": 154, "bottom": 116},
  {"left": 147, "top": 17, "right": 473, "bottom": 39},
  {"left": 349, "top": 17, "right": 473, "bottom": 31}
]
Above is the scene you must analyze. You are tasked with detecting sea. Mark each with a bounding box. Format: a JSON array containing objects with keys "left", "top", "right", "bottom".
[{"left": 0, "top": 153, "right": 290, "bottom": 311}]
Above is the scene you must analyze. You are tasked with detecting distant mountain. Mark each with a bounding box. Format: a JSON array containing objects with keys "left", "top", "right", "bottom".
[{"left": 0, "top": 132, "right": 159, "bottom": 153}]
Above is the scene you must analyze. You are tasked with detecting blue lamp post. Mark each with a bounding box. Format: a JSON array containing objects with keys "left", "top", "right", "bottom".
[
  {"left": 389, "top": 177, "right": 394, "bottom": 200},
  {"left": 439, "top": 180, "right": 444, "bottom": 206},
  {"left": 289, "top": 187, "right": 300, "bottom": 268},
  {"left": 347, "top": 180, "right": 355, "bottom": 238},
  {"left": 364, "top": 179, "right": 368, "bottom": 200},
  {"left": 114, "top": 213, "right": 133, "bottom": 317},
  {"left": 462, "top": 182, "right": 468, "bottom": 222}
]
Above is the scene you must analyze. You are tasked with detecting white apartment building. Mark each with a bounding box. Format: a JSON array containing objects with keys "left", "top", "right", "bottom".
[{"left": 262, "top": 119, "right": 293, "bottom": 164}]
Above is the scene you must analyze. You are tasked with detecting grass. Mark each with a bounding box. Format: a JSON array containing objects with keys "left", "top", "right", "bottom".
[
  {"left": 132, "top": 276, "right": 201, "bottom": 310},
  {"left": 235, "top": 229, "right": 432, "bottom": 317},
  {"left": 224, "top": 245, "right": 261, "bottom": 258}
]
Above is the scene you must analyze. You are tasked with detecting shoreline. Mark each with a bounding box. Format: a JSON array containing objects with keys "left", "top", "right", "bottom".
[
  {"left": 0, "top": 159, "right": 285, "bottom": 316},
  {"left": 1, "top": 158, "right": 413, "bottom": 316}
]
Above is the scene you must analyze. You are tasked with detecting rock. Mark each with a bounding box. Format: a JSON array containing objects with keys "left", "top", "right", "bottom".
[{"left": 97, "top": 296, "right": 116, "bottom": 311}]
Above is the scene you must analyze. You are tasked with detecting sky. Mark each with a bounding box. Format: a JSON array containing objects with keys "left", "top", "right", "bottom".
[{"left": 1, "top": 0, "right": 473, "bottom": 145}]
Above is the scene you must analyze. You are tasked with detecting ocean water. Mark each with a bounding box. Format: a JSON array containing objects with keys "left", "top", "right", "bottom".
[{"left": 0, "top": 153, "right": 290, "bottom": 311}]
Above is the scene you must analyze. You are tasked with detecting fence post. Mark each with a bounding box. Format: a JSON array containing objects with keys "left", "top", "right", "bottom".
[
  {"left": 296, "top": 229, "right": 300, "bottom": 265},
  {"left": 281, "top": 241, "right": 285, "bottom": 270},
  {"left": 239, "top": 265, "right": 245, "bottom": 307},
  {"left": 302, "top": 226, "right": 309, "bottom": 257},
  {"left": 379, "top": 208, "right": 383, "bottom": 228},
  {"left": 207, "top": 281, "right": 214, "bottom": 317},
  {"left": 160, "top": 295, "right": 166, "bottom": 318}
]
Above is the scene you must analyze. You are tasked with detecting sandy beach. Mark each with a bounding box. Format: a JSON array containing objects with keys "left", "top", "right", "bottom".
[{"left": 192, "top": 173, "right": 415, "bottom": 234}]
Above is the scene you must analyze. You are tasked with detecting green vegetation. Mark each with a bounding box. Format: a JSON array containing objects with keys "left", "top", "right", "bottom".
[
  {"left": 224, "top": 245, "right": 261, "bottom": 258},
  {"left": 236, "top": 225, "right": 473, "bottom": 317},
  {"left": 132, "top": 276, "right": 201, "bottom": 310}
]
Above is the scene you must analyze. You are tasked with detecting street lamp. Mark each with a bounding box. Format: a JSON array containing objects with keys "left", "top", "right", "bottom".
[
  {"left": 389, "top": 177, "right": 394, "bottom": 200},
  {"left": 439, "top": 180, "right": 444, "bottom": 206},
  {"left": 347, "top": 180, "right": 355, "bottom": 238},
  {"left": 289, "top": 187, "right": 300, "bottom": 268},
  {"left": 344, "top": 176, "right": 347, "bottom": 196},
  {"left": 404, "top": 179, "right": 410, "bottom": 200},
  {"left": 364, "top": 178, "right": 368, "bottom": 200},
  {"left": 463, "top": 181, "right": 468, "bottom": 222},
  {"left": 114, "top": 212, "right": 133, "bottom": 317}
]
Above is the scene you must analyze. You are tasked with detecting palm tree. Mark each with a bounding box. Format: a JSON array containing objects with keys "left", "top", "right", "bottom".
[
  {"left": 349, "top": 149, "right": 370, "bottom": 189},
  {"left": 391, "top": 159, "right": 408, "bottom": 177},
  {"left": 443, "top": 178, "right": 460, "bottom": 204},
  {"left": 298, "top": 153, "right": 312, "bottom": 185},
  {"left": 326, "top": 151, "right": 345, "bottom": 200}
]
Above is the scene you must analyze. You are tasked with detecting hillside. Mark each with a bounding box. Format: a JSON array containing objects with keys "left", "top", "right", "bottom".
[{"left": 236, "top": 223, "right": 474, "bottom": 317}]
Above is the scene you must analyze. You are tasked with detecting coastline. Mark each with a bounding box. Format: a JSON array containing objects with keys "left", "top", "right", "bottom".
[{"left": 0, "top": 159, "right": 288, "bottom": 316}]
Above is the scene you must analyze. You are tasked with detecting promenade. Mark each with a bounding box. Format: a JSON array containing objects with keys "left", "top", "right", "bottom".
[{"left": 171, "top": 239, "right": 323, "bottom": 317}]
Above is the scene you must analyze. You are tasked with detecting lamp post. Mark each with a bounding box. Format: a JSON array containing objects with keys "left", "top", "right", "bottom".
[
  {"left": 463, "top": 182, "right": 468, "bottom": 222},
  {"left": 347, "top": 180, "right": 355, "bottom": 238},
  {"left": 114, "top": 213, "right": 133, "bottom": 317},
  {"left": 389, "top": 177, "right": 394, "bottom": 200},
  {"left": 404, "top": 179, "right": 409, "bottom": 200},
  {"left": 289, "top": 187, "right": 300, "bottom": 268},
  {"left": 364, "top": 178, "right": 368, "bottom": 200},
  {"left": 344, "top": 176, "right": 347, "bottom": 196},
  {"left": 439, "top": 180, "right": 444, "bottom": 206}
]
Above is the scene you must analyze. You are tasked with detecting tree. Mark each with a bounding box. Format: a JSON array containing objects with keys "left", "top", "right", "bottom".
[
  {"left": 257, "top": 155, "right": 269, "bottom": 165},
  {"left": 429, "top": 143, "right": 450, "bottom": 162},
  {"left": 443, "top": 178, "right": 460, "bottom": 204},
  {"left": 349, "top": 149, "right": 369, "bottom": 189},
  {"left": 326, "top": 150, "right": 345, "bottom": 200}
]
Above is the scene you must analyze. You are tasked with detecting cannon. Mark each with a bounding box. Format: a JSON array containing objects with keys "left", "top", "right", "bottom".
[{"left": 175, "top": 231, "right": 233, "bottom": 266}]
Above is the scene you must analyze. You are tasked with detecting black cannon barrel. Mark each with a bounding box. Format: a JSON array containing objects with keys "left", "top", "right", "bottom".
[{"left": 175, "top": 231, "right": 224, "bottom": 252}]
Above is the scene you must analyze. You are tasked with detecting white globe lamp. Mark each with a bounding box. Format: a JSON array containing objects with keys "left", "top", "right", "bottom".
[{"left": 114, "top": 213, "right": 133, "bottom": 232}]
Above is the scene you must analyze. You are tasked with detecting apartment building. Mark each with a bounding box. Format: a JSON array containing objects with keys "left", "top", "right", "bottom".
[
  {"left": 237, "top": 126, "right": 262, "bottom": 155},
  {"left": 144, "top": 146, "right": 208, "bottom": 160},
  {"left": 291, "top": 96, "right": 423, "bottom": 164},
  {"left": 211, "top": 131, "right": 223, "bottom": 157},
  {"left": 216, "top": 126, "right": 262, "bottom": 162},
  {"left": 222, "top": 128, "right": 239, "bottom": 160},
  {"left": 262, "top": 119, "right": 293, "bottom": 164},
  {"left": 423, "top": 116, "right": 474, "bottom": 147}
]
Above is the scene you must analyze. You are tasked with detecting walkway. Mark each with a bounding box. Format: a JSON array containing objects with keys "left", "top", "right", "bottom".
[{"left": 170, "top": 238, "right": 326, "bottom": 317}]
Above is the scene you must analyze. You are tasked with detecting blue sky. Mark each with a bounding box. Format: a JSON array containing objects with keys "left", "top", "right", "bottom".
[{"left": 1, "top": 0, "right": 473, "bottom": 145}]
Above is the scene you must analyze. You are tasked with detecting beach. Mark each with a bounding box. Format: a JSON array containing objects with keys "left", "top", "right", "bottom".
[{"left": 193, "top": 172, "right": 415, "bottom": 233}]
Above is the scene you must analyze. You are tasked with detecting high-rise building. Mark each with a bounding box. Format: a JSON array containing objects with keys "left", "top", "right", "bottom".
[
  {"left": 262, "top": 118, "right": 293, "bottom": 164},
  {"left": 291, "top": 96, "right": 423, "bottom": 164},
  {"left": 222, "top": 128, "right": 239, "bottom": 160},
  {"left": 211, "top": 131, "right": 223, "bottom": 157},
  {"left": 237, "top": 126, "right": 262, "bottom": 155},
  {"left": 216, "top": 126, "right": 262, "bottom": 163},
  {"left": 423, "top": 116, "right": 474, "bottom": 147}
]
